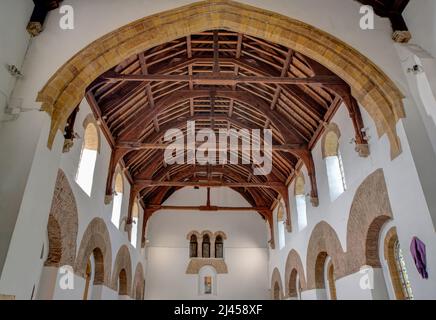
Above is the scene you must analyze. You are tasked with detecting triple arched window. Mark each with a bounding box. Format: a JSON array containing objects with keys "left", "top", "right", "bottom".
[{"left": 187, "top": 231, "right": 226, "bottom": 259}]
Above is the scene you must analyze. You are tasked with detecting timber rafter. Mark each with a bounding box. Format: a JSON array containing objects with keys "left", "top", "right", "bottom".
[{"left": 85, "top": 30, "right": 370, "bottom": 246}]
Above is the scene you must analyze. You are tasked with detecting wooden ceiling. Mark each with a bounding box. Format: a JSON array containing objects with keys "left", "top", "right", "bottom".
[{"left": 82, "top": 29, "right": 370, "bottom": 233}]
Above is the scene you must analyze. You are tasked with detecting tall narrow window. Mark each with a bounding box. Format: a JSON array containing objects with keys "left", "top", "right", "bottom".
[
  {"left": 385, "top": 228, "right": 414, "bottom": 300},
  {"left": 202, "top": 234, "right": 210, "bottom": 258},
  {"left": 295, "top": 174, "right": 307, "bottom": 231},
  {"left": 215, "top": 235, "right": 223, "bottom": 258},
  {"left": 323, "top": 129, "right": 346, "bottom": 201},
  {"left": 204, "top": 276, "right": 212, "bottom": 294},
  {"left": 190, "top": 235, "right": 198, "bottom": 258},
  {"left": 394, "top": 240, "right": 414, "bottom": 299},
  {"left": 277, "top": 205, "right": 286, "bottom": 250},
  {"left": 130, "top": 202, "right": 139, "bottom": 248},
  {"left": 76, "top": 122, "right": 99, "bottom": 196},
  {"left": 111, "top": 172, "right": 123, "bottom": 228}
]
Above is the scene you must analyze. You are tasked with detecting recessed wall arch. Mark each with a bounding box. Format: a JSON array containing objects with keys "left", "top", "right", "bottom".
[
  {"left": 111, "top": 245, "right": 133, "bottom": 296},
  {"left": 345, "top": 169, "right": 394, "bottom": 273},
  {"left": 284, "top": 249, "right": 306, "bottom": 297},
  {"left": 38, "top": 0, "right": 404, "bottom": 159},
  {"left": 306, "top": 221, "right": 345, "bottom": 290},
  {"left": 75, "top": 218, "right": 112, "bottom": 286},
  {"left": 270, "top": 267, "right": 284, "bottom": 300},
  {"left": 45, "top": 169, "right": 78, "bottom": 268},
  {"left": 132, "top": 262, "right": 145, "bottom": 300}
]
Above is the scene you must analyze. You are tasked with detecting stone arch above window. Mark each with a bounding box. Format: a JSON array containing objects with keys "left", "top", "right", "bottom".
[
  {"left": 114, "top": 169, "right": 124, "bottom": 194},
  {"left": 213, "top": 231, "right": 227, "bottom": 241},
  {"left": 294, "top": 173, "right": 305, "bottom": 196},
  {"left": 306, "top": 221, "right": 346, "bottom": 290},
  {"left": 345, "top": 169, "right": 393, "bottom": 273},
  {"left": 75, "top": 218, "right": 112, "bottom": 286},
  {"left": 111, "top": 245, "right": 132, "bottom": 296},
  {"left": 321, "top": 123, "right": 341, "bottom": 159},
  {"left": 284, "top": 249, "right": 307, "bottom": 297},
  {"left": 270, "top": 268, "right": 284, "bottom": 300},
  {"left": 45, "top": 169, "right": 78, "bottom": 268},
  {"left": 82, "top": 114, "right": 100, "bottom": 153}
]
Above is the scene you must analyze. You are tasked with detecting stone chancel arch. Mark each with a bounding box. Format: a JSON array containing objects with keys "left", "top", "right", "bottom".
[{"left": 38, "top": 0, "right": 404, "bottom": 159}]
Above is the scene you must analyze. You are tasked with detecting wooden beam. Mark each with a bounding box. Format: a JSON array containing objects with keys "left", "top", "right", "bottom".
[
  {"left": 146, "top": 205, "right": 269, "bottom": 212},
  {"left": 116, "top": 142, "right": 307, "bottom": 151},
  {"left": 103, "top": 72, "right": 344, "bottom": 86},
  {"left": 134, "top": 179, "right": 285, "bottom": 189}
]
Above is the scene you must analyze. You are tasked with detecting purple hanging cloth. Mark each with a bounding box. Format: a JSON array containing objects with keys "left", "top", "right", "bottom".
[{"left": 410, "top": 237, "right": 428, "bottom": 279}]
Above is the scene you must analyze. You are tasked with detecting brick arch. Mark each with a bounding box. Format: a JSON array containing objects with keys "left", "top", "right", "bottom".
[
  {"left": 111, "top": 245, "right": 133, "bottom": 296},
  {"left": 132, "top": 262, "right": 145, "bottom": 300},
  {"left": 345, "top": 169, "right": 393, "bottom": 274},
  {"left": 284, "top": 249, "right": 307, "bottom": 296},
  {"left": 306, "top": 221, "right": 346, "bottom": 289},
  {"left": 270, "top": 267, "right": 284, "bottom": 300},
  {"left": 45, "top": 169, "right": 78, "bottom": 268},
  {"left": 37, "top": 0, "right": 404, "bottom": 159},
  {"left": 75, "top": 218, "right": 112, "bottom": 286}
]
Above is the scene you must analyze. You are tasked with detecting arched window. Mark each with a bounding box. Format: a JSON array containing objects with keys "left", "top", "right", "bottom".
[
  {"left": 277, "top": 204, "right": 286, "bottom": 250},
  {"left": 323, "top": 126, "right": 346, "bottom": 201},
  {"left": 75, "top": 122, "right": 99, "bottom": 196},
  {"left": 202, "top": 234, "right": 210, "bottom": 258},
  {"left": 385, "top": 228, "right": 414, "bottom": 300},
  {"left": 190, "top": 235, "right": 198, "bottom": 258},
  {"left": 295, "top": 174, "right": 307, "bottom": 231},
  {"left": 215, "top": 235, "right": 223, "bottom": 259},
  {"left": 130, "top": 201, "right": 139, "bottom": 248},
  {"left": 111, "top": 172, "right": 124, "bottom": 228},
  {"left": 394, "top": 240, "right": 414, "bottom": 299}
]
